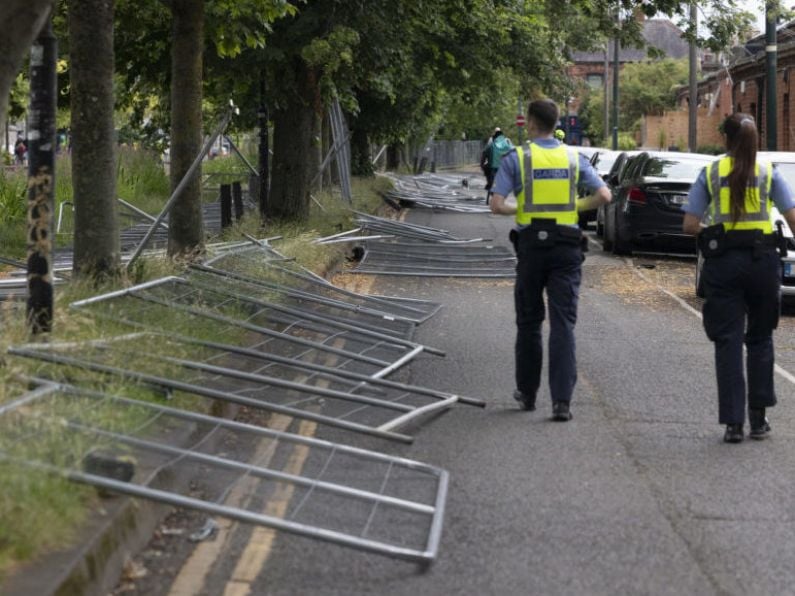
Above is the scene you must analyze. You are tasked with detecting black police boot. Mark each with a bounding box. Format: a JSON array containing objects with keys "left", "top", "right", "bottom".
[
  {"left": 723, "top": 423, "right": 744, "bottom": 444},
  {"left": 749, "top": 408, "right": 771, "bottom": 440},
  {"left": 513, "top": 389, "right": 536, "bottom": 411},
  {"left": 551, "top": 401, "right": 573, "bottom": 422}
]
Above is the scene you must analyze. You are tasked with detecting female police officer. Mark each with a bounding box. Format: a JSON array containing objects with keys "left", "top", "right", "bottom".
[{"left": 683, "top": 113, "right": 795, "bottom": 443}]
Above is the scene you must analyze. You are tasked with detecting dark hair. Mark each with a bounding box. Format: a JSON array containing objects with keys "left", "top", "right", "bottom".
[
  {"left": 527, "top": 99, "right": 559, "bottom": 133},
  {"left": 721, "top": 113, "right": 758, "bottom": 223}
]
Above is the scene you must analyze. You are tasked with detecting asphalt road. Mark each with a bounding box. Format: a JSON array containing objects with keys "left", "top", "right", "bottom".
[{"left": 124, "top": 205, "right": 795, "bottom": 596}]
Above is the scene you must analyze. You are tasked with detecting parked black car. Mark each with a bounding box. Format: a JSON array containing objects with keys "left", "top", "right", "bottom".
[
  {"left": 577, "top": 149, "right": 619, "bottom": 228},
  {"left": 596, "top": 151, "right": 636, "bottom": 237},
  {"left": 601, "top": 151, "right": 712, "bottom": 255}
]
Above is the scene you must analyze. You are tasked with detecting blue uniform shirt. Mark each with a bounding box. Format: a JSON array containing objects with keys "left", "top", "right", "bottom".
[
  {"left": 491, "top": 138, "right": 606, "bottom": 225},
  {"left": 684, "top": 162, "right": 795, "bottom": 217}
]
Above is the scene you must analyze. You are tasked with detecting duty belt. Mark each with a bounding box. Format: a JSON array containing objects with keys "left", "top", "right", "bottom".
[
  {"left": 510, "top": 219, "right": 583, "bottom": 250},
  {"left": 699, "top": 225, "right": 781, "bottom": 258}
]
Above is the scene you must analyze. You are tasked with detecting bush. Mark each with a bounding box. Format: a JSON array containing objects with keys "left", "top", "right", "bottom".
[{"left": 603, "top": 134, "right": 637, "bottom": 151}]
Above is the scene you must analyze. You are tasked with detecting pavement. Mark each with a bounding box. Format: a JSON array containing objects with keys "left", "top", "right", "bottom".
[
  {"left": 243, "top": 208, "right": 795, "bottom": 595},
  {"left": 8, "top": 198, "right": 795, "bottom": 595}
]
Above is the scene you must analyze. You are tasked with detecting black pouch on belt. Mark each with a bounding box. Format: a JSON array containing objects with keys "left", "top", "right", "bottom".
[
  {"left": 697, "top": 224, "right": 726, "bottom": 258},
  {"left": 525, "top": 219, "right": 558, "bottom": 247}
]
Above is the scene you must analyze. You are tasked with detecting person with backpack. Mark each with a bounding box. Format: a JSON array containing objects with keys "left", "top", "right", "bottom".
[
  {"left": 481, "top": 128, "right": 513, "bottom": 203},
  {"left": 14, "top": 138, "right": 26, "bottom": 165}
]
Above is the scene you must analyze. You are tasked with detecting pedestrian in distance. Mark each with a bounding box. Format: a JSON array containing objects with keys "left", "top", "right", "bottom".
[
  {"left": 14, "top": 138, "right": 26, "bottom": 165},
  {"left": 490, "top": 98, "right": 611, "bottom": 420},
  {"left": 480, "top": 127, "right": 513, "bottom": 204},
  {"left": 683, "top": 113, "right": 795, "bottom": 443}
]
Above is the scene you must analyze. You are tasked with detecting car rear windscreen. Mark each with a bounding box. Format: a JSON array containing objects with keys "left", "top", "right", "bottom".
[{"left": 642, "top": 156, "right": 711, "bottom": 180}]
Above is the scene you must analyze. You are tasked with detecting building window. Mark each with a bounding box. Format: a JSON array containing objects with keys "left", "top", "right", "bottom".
[{"left": 586, "top": 74, "right": 603, "bottom": 89}]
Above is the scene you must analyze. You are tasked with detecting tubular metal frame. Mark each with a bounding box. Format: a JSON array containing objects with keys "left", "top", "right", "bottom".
[
  {"left": 202, "top": 244, "right": 443, "bottom": 323},
  {"left": 0, "top": 379, "right": 449, "bottom": 563}
]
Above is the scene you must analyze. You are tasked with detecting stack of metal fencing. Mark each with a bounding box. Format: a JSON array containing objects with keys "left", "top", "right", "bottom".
[{"left": 3, "top": 240, "right": 485, "bottom": 564}]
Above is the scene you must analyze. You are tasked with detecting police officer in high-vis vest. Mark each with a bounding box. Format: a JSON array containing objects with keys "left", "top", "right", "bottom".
[
  {"left": 683, "top": 113, "right": 795, "bottom": 443},
  {"left": 490, "top": 98, "right": 611, "bottom": 420}
]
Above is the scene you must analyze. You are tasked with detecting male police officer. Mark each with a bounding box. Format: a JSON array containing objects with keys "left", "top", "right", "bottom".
[{"left": 490, "top": 98, "right": 611, "bottom": 420}]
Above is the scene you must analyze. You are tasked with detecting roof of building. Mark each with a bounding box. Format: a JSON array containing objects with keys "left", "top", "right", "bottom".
[{"left": 571, "top": 18, "right": 691, "bottom": 63}]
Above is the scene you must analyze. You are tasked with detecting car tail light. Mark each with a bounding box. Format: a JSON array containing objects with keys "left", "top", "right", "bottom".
[{"left": 628, "top": 187, "right": 647, "bottom": 204}]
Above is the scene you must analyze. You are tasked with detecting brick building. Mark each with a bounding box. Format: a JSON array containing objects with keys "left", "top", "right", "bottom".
[
  {"left": 566, "top": 18, "right": 692, "bottom": 117},
  {"left": 654, "top": 22, "right": 795, "bottom": 151}
]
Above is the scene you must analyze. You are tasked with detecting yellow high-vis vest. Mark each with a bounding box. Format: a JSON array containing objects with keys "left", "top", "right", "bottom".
[
  {"left": 516, "top": 143, "right": 579, "bottom": 226},
  {"left": 705, "top": 156, "right": 773, "bottom": 233}
]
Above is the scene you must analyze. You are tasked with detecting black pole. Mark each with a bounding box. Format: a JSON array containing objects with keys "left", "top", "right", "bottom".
[
  {"left": 603, "top": 42, "right": 610, "bottom": 145},
  {"left": 220, "top": 183, "right": 232, "bottom": 229},
  {"left": 257, "top": 76, "right": 269, "bottom": 222},
  {"left": 232, "top": 181, "right": 243, "bottom": 220},
  {"left": 688, "top": 2, "right": 698, "bottom": 152},
  {"left": 766, "top": 0, "right": 778, "bottom": 150},
  {"left": 612, "top": 16, "right": 620, "bottom": 151},
  {"left": 26, "top": 14, "right": 57, "bottom": 335}
]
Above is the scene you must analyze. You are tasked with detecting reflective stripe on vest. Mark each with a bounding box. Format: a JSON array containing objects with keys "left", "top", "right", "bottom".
[
  {"left": 705, "top": 157, "right": 773, "bottom": 233},
  {"left": 516, "top": 144, "right": 579, "bottom": 226}
]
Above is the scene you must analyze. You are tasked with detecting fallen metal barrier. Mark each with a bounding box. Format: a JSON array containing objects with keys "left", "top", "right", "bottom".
[
  {"left": 202, "top": 243, "right": 443, "bottom": 324},
  {"left": 0, "top": 379, "right": 450, "bottom": 563},
  {"left": 350, "top": 240, "right": 517, "bottom": 278},
  {"left": 71, "top": 276, "right": 439, "bottom": 378},
  {"left": 9, "top": 333, "right": 484, "bottom": 442}
]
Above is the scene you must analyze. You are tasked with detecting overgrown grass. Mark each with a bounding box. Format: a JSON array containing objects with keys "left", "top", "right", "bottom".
[
  {"left": 0, "top": 149, "right": 171, "bottom": 257},
  {"left": 0, "top": 173, "right": 394, "bottom": 582}
]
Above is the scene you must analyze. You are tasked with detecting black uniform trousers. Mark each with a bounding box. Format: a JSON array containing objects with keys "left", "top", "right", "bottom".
[
  {"left": 514, "top": 236, "right": 582, "bottom": 404},
  {"left": 702, "top": 247, "right": 780, "bottom": 425}
]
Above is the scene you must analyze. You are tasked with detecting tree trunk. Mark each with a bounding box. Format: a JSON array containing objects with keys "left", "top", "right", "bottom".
[
  {"left": 0, "top": 0, "right": 53, "bottom": 139},
  {"left": 269, "top": 60, "right": 315, "bottom": 221},
  {"left": 168, "top": 0, "right": 204, "bottom": 257},
  {"left": 69, "top": 0, "right": 119, "bottom": 278},
  {"left": 386, "top": 143, "right": 401, "bottom": 171}
]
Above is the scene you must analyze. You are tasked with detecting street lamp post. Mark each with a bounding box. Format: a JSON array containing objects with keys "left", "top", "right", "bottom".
[{"left": 766, "top": 0, "right": 778, "bottom": 150}]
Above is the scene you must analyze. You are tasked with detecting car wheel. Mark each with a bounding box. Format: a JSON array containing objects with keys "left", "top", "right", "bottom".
[
  {"left": 612, "top": 211, "right": 632, "bottom": 255},
  {"left": 695, "top": 247, "right": 705, "bottom": 298}
]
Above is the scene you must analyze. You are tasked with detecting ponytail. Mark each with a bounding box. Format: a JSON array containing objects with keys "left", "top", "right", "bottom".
[{"left": 721, "top": 113, "right": 758, "bottom": 224}]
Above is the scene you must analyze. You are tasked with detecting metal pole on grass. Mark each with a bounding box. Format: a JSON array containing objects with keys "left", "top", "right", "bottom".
[{"left": 26, "top": 13, "right": 57, "bottom": 334}]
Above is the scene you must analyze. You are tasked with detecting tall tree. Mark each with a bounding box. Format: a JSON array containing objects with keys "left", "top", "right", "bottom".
[
  {"left": 0, "top": 0, "right": 54, "bottom": 140},
  {"left": 69, "top": 0, "right": 119, "bottom": 278},
  {"left": 112, "top": 0, "right": 294, "bottom": 252},
  {"left": 166, "top": 0, "right": 205, "bottom": 258}
]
